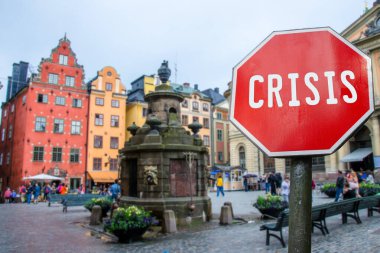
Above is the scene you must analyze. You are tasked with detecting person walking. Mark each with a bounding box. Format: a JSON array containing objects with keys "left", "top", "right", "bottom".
[
  {"left": 335, "top": 170, "right": 344, "bottom": 202},
  {"left": 275, "top": 173, "right": 283, "bottom": 195},
  {"left": 34, "top": 183, "right": 41, "bottom": 204},
  {"left": 4, "top": 187, "right": 12, "bottom": 203},
  {"left": 268, "top": 172, "right": 277, "bottom": 195},
  {"left": 26, "top": 183, "right": 34, "bottom": 204},
  {"left": 265, "top": 174, "right": 270, "bottom": 193},
  {"left": 60, "top": 183, "right": 68, "bottom": 195},
  {"left": 19, "top": 185, "right": 26, "bottom": 203},
  {"left": 216, "top": 174, "right": 225, "bottom": 197},
  {"left": 281, "top": 176, "right": 290, "bottom": 203},
  {"left": 110, "top": 179, "right": 121, "bottom": 201},
  {"left": 243, "top": 177, "right": 248, "bottom": 192}
]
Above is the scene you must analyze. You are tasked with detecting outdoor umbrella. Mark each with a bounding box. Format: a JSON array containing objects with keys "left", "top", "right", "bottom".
[{"left": 22, "top": 173, "right": 64, "bottom": 181}]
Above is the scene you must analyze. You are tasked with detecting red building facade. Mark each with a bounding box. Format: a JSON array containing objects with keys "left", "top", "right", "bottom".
[{"left": 0, "top": 36, "right": 89, "bottom": 193}]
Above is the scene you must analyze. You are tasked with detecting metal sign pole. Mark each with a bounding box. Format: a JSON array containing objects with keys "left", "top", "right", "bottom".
[{"left": 288, "top": 156, "right": 312, "bottom": 253}]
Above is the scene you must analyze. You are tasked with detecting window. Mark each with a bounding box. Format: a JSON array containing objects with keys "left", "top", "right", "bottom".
[
  {"left": 52, "top": 147, "right": 62, "bottom": 162},
  {"left": 33, "top": 146, "right": 44, "bottom": 161},
  {"left": 182, "top": 115, "right": 188, "bottom": 125},
  {"left": 48, "top": 73, "right": 58, "bottom": 84},
  {"left": 55, "top": 96, "right": 65, "bottom": 105},
  {"left": 0, "top": 153, "right": 3, "bottom": 165},
  {"left": 6, "top": 153, "right": 10, "bottom": 165},
  {"left": 218, "top": 152, "right": 223, "bottom": 162},
  {"left": 203, "top": 103, "right": 209, "bottom": 112},
  {"left": 37, "top": 94, "right": 48, "bottom": 103},
  {"left": 142, "top": 108, "right": 148, "bottom": 117},
  {"left": 106, "top": 83, "right": 112, "bottom": 91},
  {"left": 312, "top": 156, "right": 325, "bottom": 171},
  {"left": 193, "top": 116, "right": 199, "bottom": 123},
  {"left": 3, "top": 110, "right": 7, "bottom": 117},
  {"left": 192, "top": 101, "right": 199, "bottom": 111},
  {"left": 93, "top": 158, "right": 102, "bottom": 171},
  {"left": 203, "top": 135, "right": 210, "bottom": 146},
  {"left": 216, "top": 112, "right": 222, "bottom": 120},
  {"left": 59, "top": 55, "right": 68, "bottom": 65},
  {"left": 65, "top": 76, "right": 75, "bottom": 87},
  {"left": 94, "top": 135, "right": 103, "bottom": 148},
  {"left": 71, "top": 121, "right": 81, "bottom": 134},
  {"left": 95, "top": 114, "right": 103, "bottom": 126},
  {"left": 111, "top": 100, "right": 119, "bottom": 108},
  {"left": 217, "top": 129, "right": 223, "bottom": 141},
  {"left": 70, "top": 148, "right": 80, "bottom": 163},
  {"left": 182, "top": 100, "right": 188, "bottom": 108},
  {"left": 8, "top": 125, "right": 12, "bottom": 139},
  {"left": 111, "top": 115, "right": 119, "bottom": 127},
  {"left": 203, "top": 118, "right": 209, "bottom": 129},
  {"left": 110, "top": 137, "right": 119, "bottom": 149},
  {"left": 22, "top": 95, "right": 26, "bottom": 104},
  {"left": 239, "top": 146, "right": 246, "bottom": 169},
  {"left": 11, "top": 104, "right": 14, "bottom": 112},
  {"left": 35, "top": 117, "right": 46, "bottom": 132},
  {"left": 1, "top": 128, "right": 5, "bottom": 141},
  {"left": 110, "top": 159, "right": 118, "bottom": 171},
  {"left": 72, "top": 99, "right": 82, "bottom": 108},
  {"left": 263, "top": 154, "right": 275, "bottom": 174},
  {"left": 54, "top": 119, "right": 64, "bottom": 133},
  {"left": 95, "top": 97, "right": 104, "bottom": 106}
]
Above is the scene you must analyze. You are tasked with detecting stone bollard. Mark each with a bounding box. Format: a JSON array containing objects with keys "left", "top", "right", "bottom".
[
  {"left": 90, "top": 205, "right": 102, "bottom": 225},
  {"left": 224, "top": 201, "right": 234, "bottom": 218},
  {"left": 163, "top": 210, "right": 177, "bottom": 233},
  {"left": 219, "top": 205, "right": 232, "bottom": 225}
]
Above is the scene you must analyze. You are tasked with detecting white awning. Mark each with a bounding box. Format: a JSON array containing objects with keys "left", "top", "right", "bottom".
[{"left": 340, "top": 148, "right": 372, "bottom": 163}]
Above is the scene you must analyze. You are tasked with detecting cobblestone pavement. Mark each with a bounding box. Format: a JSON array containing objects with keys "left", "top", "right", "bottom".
[{"left": 0, "top": 191, "right": 379, "bottom": 253}]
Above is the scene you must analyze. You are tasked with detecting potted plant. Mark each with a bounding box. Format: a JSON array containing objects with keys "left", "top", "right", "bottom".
[
  {"left": 359, "top": 182, "right": 380, "bottom": 197},
  {"left": 84, "top": 197, "right": 112, "bottom": 217},
  {"left": 320, "top": 183, "right": 337, "bottom": 198},
  {"left": 104, "top": 205, "right": 156, "bottom": 243},
  {"left": 253, "top": 194, "right": 288, "bottom": 218}
]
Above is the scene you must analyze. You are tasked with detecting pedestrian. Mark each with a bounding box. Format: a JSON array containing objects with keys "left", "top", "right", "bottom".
[
  {"left": 78, "top": 184, "right": 85, "bottom": 194},
  {"left": 4, "top": 187, "right": 12, "bottom": 203},
  {"left": 11, "top": 190, "right": 17, "bottom": 203},
  {"left": 268, "top": 172, "right": 277, "bottom": 195},
  {"left": 110, "top": 179, "right": 121, "bottom": 201},
  {"left": 366, "top": 170, "right": 374, "bottom": 184},
  {"left": 243, "top": 177, "right": 248, "bottom": 192},
  {"left": 281, "top": 176, "right": 290, "bottom": 203},
  {"left": 275, "top": 173, "right": 283, "bottom": 195},
  {"left": 19, "top": 185, "right": 26, "bottom": 203},
  {"left": 216, "top": 174, "right": 225, "bottom": 197},
  {"left": 348, "top": 170, "right": 361, "bottom": 198},
  {"left": 34, "top": 183, "right": 41, "bottom": 204},
  {"left": 43, "top": 183, "right": 52, "bottom": 202},
  {"left": 335, "top": 170, "right": 344, "bottom": 202},
  {"left": 26, "top": 183, "right": 34, "bottom": 204},
  {"left": 265, "top": 173, "right": 270, "bottom": 193},
  {"left": 60, "top": 183, "right": 68, "bottom": 195},
  {"left": 56, "top": 183, "right": 62, "bottom": 194}
]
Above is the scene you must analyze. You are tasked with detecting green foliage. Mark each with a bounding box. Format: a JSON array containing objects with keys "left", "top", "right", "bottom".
[
  {"left": 321, "top": 183, "right": 336, "bottom": 193},
  {"left": 255, "top": 194, "right": 286, "bottom": 209},
  {"left": 106, "top": 206, "right": 155, "bottom": 233},
  {"left": 84, "top": 197, "right": 112, "bottom": 211}
]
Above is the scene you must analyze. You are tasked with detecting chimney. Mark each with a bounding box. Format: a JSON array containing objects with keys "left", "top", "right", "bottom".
[
  {"left": 183, "top": 82, "right": 190, "bottom": 88},
  {"left": 214, "top": 87, "right": 220, "bottom": 94},
  {"left": 194, "top": 84, "right": 199, "bottom": 90}
]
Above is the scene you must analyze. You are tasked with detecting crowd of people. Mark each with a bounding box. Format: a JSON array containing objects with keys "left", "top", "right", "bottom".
[{"left": 335, "top": 168, "right": 376, "bottom": 201}]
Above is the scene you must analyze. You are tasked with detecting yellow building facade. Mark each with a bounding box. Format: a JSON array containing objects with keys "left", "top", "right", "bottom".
[{"left": 87, "top": 66, "right": 127, "bottom": 185}]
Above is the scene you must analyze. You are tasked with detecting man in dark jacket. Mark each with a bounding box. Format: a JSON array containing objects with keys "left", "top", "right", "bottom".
[
  {"left": 268, "top": 172, "right": 277, "bottom": 195},
  {"left": 335, "top": 170, "right": 344, "bottom": 202}
]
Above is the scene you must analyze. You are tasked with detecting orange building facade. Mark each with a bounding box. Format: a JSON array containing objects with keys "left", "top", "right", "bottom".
[{"left": 0, "top": 36, "right": 89, "bottom": 192}]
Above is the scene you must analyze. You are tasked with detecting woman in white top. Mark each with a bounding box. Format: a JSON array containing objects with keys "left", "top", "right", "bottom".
[
  {"left": 281, "top": 176, "right": 290, "bottom": 203},
  {"left": 366, "top": 171, "right": 374, "bottom": 184}
]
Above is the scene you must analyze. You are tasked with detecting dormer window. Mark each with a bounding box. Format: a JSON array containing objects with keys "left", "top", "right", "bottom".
[{"left": 59, "top": 55, "right": 68, "bottom": 65}]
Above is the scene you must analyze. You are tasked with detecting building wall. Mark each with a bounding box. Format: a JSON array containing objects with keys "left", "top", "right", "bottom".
[
  {"left": 87, "top": 66, "right": 126, "bottom": 181},
  {"left": 125, "top": 102, "right": 148, "bottom": 140}
]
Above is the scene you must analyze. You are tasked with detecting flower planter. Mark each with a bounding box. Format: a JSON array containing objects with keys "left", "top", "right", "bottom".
[
  {"left": 112, "top": 227, "right": 148, "bottom": 243},
  {"left": 254, "top": 204, "right": 286, "bottom": 219}
]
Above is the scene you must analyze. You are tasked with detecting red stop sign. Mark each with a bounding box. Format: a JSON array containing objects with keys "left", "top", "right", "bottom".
[{"left": 230, "top": 27, "right": 374, "bottom": 157}]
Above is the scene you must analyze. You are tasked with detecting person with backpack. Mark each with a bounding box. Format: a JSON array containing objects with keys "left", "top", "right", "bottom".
[
  {"left": 43, "top": 184, "right": 52, "bottom": 202},
  {"left": 110, "top": 179, "right": 121, "bottom": 201},
  {"left": 19, "top": 185, "right": 26, "bottom": 203},
  {"left": 26, "top": 183, "right": 35, "bottom": 204}
]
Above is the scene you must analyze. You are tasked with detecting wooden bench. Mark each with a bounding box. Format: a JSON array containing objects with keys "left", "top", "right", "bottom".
[
  {"left": 260, "top": 195, "right": 380, "bottom": 247},
  {"left": 48, "top": 194, "right": 102, "bottom": 212}
]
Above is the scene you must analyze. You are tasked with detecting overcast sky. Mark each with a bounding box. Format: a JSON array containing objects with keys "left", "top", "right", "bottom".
[{"left": 0, "top": 0, "right": 368, "bottom": 103}]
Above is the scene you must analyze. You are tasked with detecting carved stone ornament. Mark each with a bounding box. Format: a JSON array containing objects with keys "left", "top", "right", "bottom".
[{"left": 144, "top": 165, "right": 158, "bottom": 185}]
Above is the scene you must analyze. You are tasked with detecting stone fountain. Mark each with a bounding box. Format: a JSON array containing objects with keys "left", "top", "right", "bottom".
[{"left": 119, "top": 61, "right": 211, "bottom": 225}]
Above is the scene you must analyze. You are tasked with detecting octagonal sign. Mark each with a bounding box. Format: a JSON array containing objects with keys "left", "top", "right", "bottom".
[{"left": 230, "top": 27, "right": 374, "bottom": 157}]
